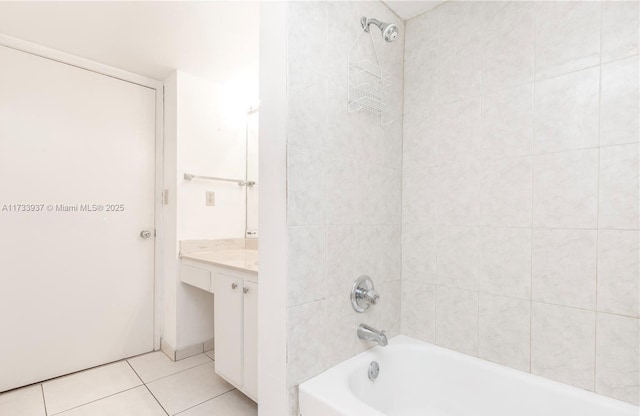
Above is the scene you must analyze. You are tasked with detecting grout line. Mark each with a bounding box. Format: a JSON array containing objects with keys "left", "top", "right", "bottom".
[
  {"left": 48, "top": 386, "right": 142, "bottom": 416},
  {"left": 593, "top": 1, "right": 605, "bottom": 392},
  {"left": 40, "top": 384, "right": 48, "bottom": 416},
  {"left": 125, "top": 360, "right": 145, "bottom": 385},
  {"left": 171, "top": 388, "right": 237, "bottom": 416},
  {"left": 141, "top": 383, "right": 169, "bottom": 416},
  {"left": 126, "top": 355, "right": 213, "bottom": 385},
  {"left": 530, "top": 2, "right": 539, "bottom": 375}
]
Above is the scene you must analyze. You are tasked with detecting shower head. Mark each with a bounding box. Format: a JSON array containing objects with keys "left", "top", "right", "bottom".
[{"left": 361, "top": 17, "right": 399, "bottom": 42}]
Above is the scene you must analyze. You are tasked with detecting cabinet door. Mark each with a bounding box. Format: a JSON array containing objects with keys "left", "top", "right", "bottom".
[
  {"left": 213, "top": 273, "right": 244, "bottom": 386},
  {"left": 243, "top": 281, "right": 258, "bottom": 401}
]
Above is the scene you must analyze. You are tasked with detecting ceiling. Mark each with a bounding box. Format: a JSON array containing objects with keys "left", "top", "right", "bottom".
[
  {"left": 0, "top": 1, "right": 259, "bottom": 83},
  {"left": 383, "top": 0, "right": 446, "bottom": 20}
]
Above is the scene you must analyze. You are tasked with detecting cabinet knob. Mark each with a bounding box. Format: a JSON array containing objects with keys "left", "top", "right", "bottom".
[
  {"left": 243, "top": 287, "right": 249, "bottom": 294},
  {"left": 231, "top": 283, "right": 238, "bottom": 289}
]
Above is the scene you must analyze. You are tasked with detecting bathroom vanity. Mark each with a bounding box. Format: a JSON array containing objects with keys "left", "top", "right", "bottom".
[{"left": 180, "top": 248, "right": 258, "bottom": 402}]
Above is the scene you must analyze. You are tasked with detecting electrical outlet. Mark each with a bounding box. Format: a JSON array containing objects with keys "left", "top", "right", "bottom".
[{"left": 206, "top": 191, "right": 216, "bottom": 206}]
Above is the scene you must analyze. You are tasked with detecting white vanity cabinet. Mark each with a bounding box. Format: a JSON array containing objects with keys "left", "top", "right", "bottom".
[
  {"left": 212, "top": 272, "right": 244, "bottom": 387},
  {"left": 180, "top": 258, "right": 258, "bottom": 402},
  {"left": 242, "top": 280, "right": 258, "bottom": 398}
]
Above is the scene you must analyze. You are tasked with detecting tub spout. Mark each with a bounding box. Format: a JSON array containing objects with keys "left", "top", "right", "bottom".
[{"left": 357, "top": 324, "right": 388, "bottom": 346}]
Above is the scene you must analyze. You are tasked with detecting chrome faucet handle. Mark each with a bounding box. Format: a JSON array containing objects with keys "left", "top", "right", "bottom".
[
  {"left": 351, "top": 275, "right": 380, "bottom": 313},
  {"left": 364, "top": 289, "right": 380, "bottom": 305}
]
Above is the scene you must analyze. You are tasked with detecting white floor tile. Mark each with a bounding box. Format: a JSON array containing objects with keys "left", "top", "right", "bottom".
[
  {"left": 146, "top": 362, "right": 233, "bottom": 415},
  {"left": 56, "top": 386, "right": 166, "bottom": 416},
  {"left": 204, "top": 350, "right": 215, "bottom": 361},
  {"left": 176, "top": 390, "right": 257, "bottom": 416},
  {"left": 128, "top": 352, "right": 212, "bottom": 383},
  {"left": 43, "top": 361, "right": 142, "bottom": 415},
  {"left": 0, "top": 385, "right": 46, "bottom": 416}
]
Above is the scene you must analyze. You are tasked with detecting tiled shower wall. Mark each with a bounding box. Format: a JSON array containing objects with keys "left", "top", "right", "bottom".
[
  {"left": 285, "top": 0, "right": 404, "bottom": 410},
  {"left": 402, "top": 1, "right": 639, "bottom": 405}
]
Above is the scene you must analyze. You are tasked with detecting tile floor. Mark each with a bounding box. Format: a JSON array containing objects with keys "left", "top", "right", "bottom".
[{"left": 0, "top": 350, "right": 257, "bottom": 416}]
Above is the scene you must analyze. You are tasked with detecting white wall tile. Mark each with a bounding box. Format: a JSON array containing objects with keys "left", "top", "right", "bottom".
[
  {"left": 534, "top": 67, "right": 600, "bottom": 154},
  {"left": 326, "top": 2, "right": 362, "bottom": 87},
  {"left": 599, "top": 143, "right": 640, "bottom": 230},
  {"left": 404, "top": 48, "right": 439, "bottom": 117},
  {"left": 357, "top": 116, "right": 402, "bottom": 170},
  {"left": 287, "top": 226, "right": 326, "bottom": 307},
  {"left": 596, "top": 313, "right": 640, "bottom": 405},
  {"left": 287, "top": 68, "right": 327, "bottom": 151},
  {"left": 403, "top": 111, "right": 438, "bottom": 166},
  {"left": 326, "top": 225, "right": 358, "bottom": 299},
  {"left": 381, "top": 280, "right": 402, "bottom": 338},
  {"left": 436, "top": 286, "right": 479, "bottom": 356},
  {"left": 403, "top": 159, "right": 438, "bottom": 225},
  {"left": 481, "top": 84, "right": 534, "bottom": 159},
  {"left": 401, "top": 280, "right": 436, "bottom": 343},
  {"left": 325, "top": 295, "right": 357, "bottom": 368},
  {"left": 358, "top": 225, "right": 401, "bottom": 283},
  {"left": 405, "top": 9, "right": 438, "bottom": 60},
  {"left": 601, "top": 1, "right": 640, "bottom": 63},
  {"left": 437, "top": 36, "right": 482, "bottom": 104},
  {"left": 438, "top": 0, "right": 483, "bottom": 43},
  {"left": 531, "top": 302, "right": 596, "bottom": 391},
  {"left": 535, "top": 1, "right": 601, "bottom": 79},
  {"left": 358, "top": 163, "right": 401, "bottom": 225},
  {"left": 401, "top": 0, "right": 639, "bottom": 405},
  {"left": 288, "top": 301, "right": 326, "bottom": 387},
  {"left": 287, "top": 145, "right": 325, "bottom": 226},
  {"left": 326, "top": 84, "right": 357, "bottom": 161},
  {"left": 436, "top": 97, "right": 482, "bottom": 164},
  {"left": 479, "top": 227, "right": 531, "bottom": 299},
  {"left": 533, "top": 149, "right": 599, "bottom": 229},
  {"left": 437, "top": 226, "right": 480, "bottom": 291},
  {"left": 437, "top": 162, "right": 481, "bottom": 226},
  {"left": 482, "top": 2, "right": 535, "bottom": 93},
  {"left": 480, "top": 156, "right": 533, "bottom": 227},
  {"left": 479, "top": 294, "right": 531, "bottom": 372},
  {"left": 402, "top": 223, "right": 437, "bottom": 284},
  {"left": 600, "top": 56, "right": 640, "bottom": 147},
  {"left": 288, "top": 1, "right": 327, "bottom": 74},
  {"left": 597, "top": 230, "right": 640, "bottom": 317},
  {"left": 326, "top": 156, "right": 358, "bottom": 225},
  {"left": 532, "top": 228, "right": 597, "bottom": 310}
]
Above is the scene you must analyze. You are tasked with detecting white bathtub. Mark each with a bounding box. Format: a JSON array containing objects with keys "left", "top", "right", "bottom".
[{"left": 299, "top": 335, "right": 637, "bottom": 416}]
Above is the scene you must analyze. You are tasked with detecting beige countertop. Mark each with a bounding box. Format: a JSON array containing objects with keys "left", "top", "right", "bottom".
[{"left": 181, "top": 249, "right": 258, "bottom": 274}]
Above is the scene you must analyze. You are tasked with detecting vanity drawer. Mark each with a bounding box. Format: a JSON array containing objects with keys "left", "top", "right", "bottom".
[{"left": 180, "top": 264, "right": 212, "bottom": 292}]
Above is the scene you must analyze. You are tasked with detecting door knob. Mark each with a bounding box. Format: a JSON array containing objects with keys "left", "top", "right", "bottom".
[
  {"left": 140, "top": 230, "right": 153, "bottom": 239},
  {"left": 231, "top": 283, "right": 238, "bottom": 289}
]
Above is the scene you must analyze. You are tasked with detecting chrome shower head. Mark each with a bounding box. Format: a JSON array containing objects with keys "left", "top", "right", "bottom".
[{"left": 361, "top": 17, "right": 399, "bottom": 42}]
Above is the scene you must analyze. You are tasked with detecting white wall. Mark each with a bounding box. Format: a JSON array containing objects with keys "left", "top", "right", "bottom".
[
  {"left": 402, "top": 1, "right": 639, "bottom": 405},
  {"left": 258, "top": 3, "right": 289, "bottom": 415},
  {"left": 164, "top": 70, "right": 258, "bottom": 351}
]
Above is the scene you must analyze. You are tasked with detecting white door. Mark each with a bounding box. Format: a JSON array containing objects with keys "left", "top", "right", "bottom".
[{"left": 0, "top": 45, "right": 156, "bottom": 392}]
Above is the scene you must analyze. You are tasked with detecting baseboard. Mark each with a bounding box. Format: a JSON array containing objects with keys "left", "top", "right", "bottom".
[{"left": 160, "top": 338, "right": 214, "bottom": 361}]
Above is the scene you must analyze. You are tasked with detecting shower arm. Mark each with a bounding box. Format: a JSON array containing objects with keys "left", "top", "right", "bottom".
[{"left": 361, "top": 17, "right": 383, "bottom": 32}]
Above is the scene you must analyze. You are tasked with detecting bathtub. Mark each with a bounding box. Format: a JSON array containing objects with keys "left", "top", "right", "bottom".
[{"left": 299, "top": 335, "right": 637, "bottom": 416}]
